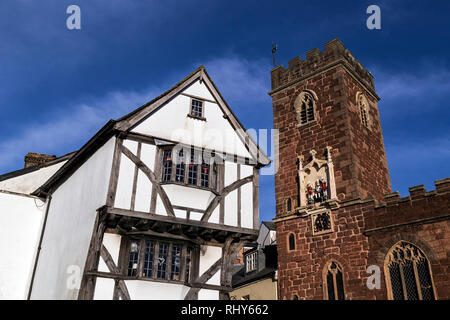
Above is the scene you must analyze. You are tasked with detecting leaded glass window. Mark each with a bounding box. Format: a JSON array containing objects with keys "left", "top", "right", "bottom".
[
  {"left": 127, "top": 241, "right": 140, "bottom": 277},
  {"left": 324, "top": 261, "right": 345, "bottom": 300},
  {"left": 299, "top": 93, "right": 315, "bottom": 124},
  {"left": 143, "top": 240, "right": 155, "bottom": 277},
  {"left": 175, "top": 149, "right": 185, "bottom": 183},
  {"left": 385, "top": 241, "right": 435, "bottom": 300},
  {"left": 159, "top": 147, "right": 217, "bottom": 191},
  {"left": 162, "top": 150, "right": 172, "bottom": 182},
  {"left": 157, "top": 243, "right": 169, "bottom": 279},
  {"left": 170, "top": 244, "right": 182, "bottom": 281},
  {"left": 190, "top": 99, "right": 203, "bottom": 118},
  {"left": 187, "top": 153, "right": 198, "bottom": 185},
  {"left": 200, "top": 159, "right": 210, "bottom": 188},
  {"left": 125, "top": 238, "right": 194, "bottom": 284}
]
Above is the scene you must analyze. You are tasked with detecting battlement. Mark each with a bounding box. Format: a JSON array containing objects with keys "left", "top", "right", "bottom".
[
  {"left": 270, "top": 38, "right": 375, "bottom": 93},
  {"left": 364, "top": 178, "right": 450, "bottom": 233}
]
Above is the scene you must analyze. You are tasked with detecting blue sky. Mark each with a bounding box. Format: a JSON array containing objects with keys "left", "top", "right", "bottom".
[{"left": 0, "top": 1, "right": 449, "bottom": 222}]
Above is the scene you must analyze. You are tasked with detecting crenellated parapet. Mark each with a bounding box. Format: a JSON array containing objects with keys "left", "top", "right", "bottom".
[
  {"left": 364, "top": 178, "right": 450, "bottom": 234},
  {"left": 270, "top": 38, "right": 375, "bottom": 94}
]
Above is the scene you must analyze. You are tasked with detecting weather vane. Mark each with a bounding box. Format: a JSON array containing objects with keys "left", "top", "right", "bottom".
[{"left": 272, "top": 43, "right": 278, "bottom": 67}]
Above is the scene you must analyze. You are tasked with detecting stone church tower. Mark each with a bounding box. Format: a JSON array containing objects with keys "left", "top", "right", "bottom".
[{"left": 271, "top": 39, "right": 450, "bottom": 300}]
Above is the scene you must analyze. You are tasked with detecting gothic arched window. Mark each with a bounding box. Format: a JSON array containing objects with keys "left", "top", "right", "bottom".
[
  {"left": 323, "top": 261, "right": 345, "bottom": 300},
  {"left": 357, "top": 93, "right": 370, "bottom": 128},
  {"left": 294, "top": 91, "right": 317, "bottom": 125},
  {"left": 385, "top": 241, "right": 435, "bottom": 300},
  {"left": 288, "top": 233, "right": 295, "bottom": 251}
]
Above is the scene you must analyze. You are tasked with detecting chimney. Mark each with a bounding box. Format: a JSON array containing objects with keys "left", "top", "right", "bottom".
[{"left": 24, "top": 152, "right": 57, "bottom": 168}]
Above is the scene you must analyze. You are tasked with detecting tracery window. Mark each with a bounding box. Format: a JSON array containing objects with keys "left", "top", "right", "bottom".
[
  {"left": 385, "top": 241, "right": 435, "bottom": 300},
  {"left": 295, "top": 91, "right": 316, "bottom": 125},
  {"left": 124, "top": 238, "right": 196, "bottom": 284},
  {"left": 323, "top": 261, "right": 345, "bottom": 300},
  {"left": 358, "top": 93, "right": 370, "bottom": 128}
]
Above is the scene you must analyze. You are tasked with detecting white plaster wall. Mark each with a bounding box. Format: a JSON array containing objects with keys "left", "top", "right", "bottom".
[
  {"left": 162, "top": 184, "right": 214, "bottom": 212},
  {"left": 30, "top": 137, "right": 115, "bottom": 300},
  {"left": 98, "top": 233, "right": 121, "bottom": 273},
  {"left": 199, "top": 246, "right": 222, "bottom": 286},
  {"left": 0, "top": 192, "right": 45, "bottom": 299},
  {"left": 93, "top": 278, "right": 115, "bottom": 300},
  {"left": 198, "top": 289, "right": 219, "bottom": 300},
  {"left": 0, "top": 161, "right": 67, "bottom": 195},
  {"left": 114, "top": 143, "right": 137, "bottom": 210},
  {"left": 125, "top": 280, "right": 190, "bottom": 300},
  {"left": 131, "top": 80, "right": 252, "bottom": 159}
]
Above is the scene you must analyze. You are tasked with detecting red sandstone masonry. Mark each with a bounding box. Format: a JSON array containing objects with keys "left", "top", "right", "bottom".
[{"left": 272, "top": 39, "right": 449, "bottom": 300}]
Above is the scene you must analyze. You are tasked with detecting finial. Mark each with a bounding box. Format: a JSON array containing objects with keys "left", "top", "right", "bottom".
[{"left": 310, "top": 149, "right": 317, "bottom": 159}]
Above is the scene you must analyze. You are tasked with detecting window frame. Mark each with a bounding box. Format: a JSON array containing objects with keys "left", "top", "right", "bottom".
[
  {"left": 384, "top": 241, "right": 436, "bottom": 300},
  {"left": 357, "top": 92, "right": 371, "bottom": 129},
  {"left": 121, "top": 236, "right": 199, "bottom": 285},
  {"left": 323, "top": 260, "right": 345, "bottom": 300},
  {"left": 295, "top": 90, "right": 318, "bottom": 127},
  {"left": 245, "top": 250, "right": 258, "bottom": 273},
  {"left": 188, "top": 98, "right": 206, "bottom": 120},
  {"left": 159, "top": 146, "right": 218, "bottom": 192}
]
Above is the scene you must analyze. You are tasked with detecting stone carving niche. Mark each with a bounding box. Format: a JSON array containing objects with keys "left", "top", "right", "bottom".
[{"left": 298, "top": 147, "right": 337, "bottom": 208}]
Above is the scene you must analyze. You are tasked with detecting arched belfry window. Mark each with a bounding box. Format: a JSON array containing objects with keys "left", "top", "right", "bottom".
[
  {"left": 294, "top": 91, "right": 317, "bottom": 125},
  {"left": 357, "top": 93, "right": 370, "bottom": 128},
  {"left": 385, "top": 241, "right": 435, "bottom": 300},
  {"left": 323, "top": 261, "right": 345, "bottom": 300},
  {"left": 288, "top": 233, "right": 295, "bottom": 251}
]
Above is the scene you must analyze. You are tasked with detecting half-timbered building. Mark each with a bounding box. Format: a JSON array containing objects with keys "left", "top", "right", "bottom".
[{"left": 0, "top": 66, "right": 270, "bottom": 300}]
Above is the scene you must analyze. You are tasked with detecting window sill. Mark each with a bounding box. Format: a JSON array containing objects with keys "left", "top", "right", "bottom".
[
  {"left": 160, "top": 180, "right": 219, "bottom": 195},
  {"left": 187, "top": 114, "right": 206, "bottom": 121},
  {"left": 296, "top": 119, "right": 317, "bottom": 128},
  {"left": 124, "top": 275, "right": 188, "bottom": 286}
]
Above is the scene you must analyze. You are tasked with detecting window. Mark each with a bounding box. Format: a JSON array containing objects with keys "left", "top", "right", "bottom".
[
  {"left": 175, "top": 150, "right": 185, "bottom": 183},
  {"left": 200, "top": 158, "right": 210, "bottom": 188},
  {"left": 162, "top": 150, "right": 172, "bottom": 182},
  {"left": 187, "top": 152, "right": 198, "bottom": 185},
  {"left": 127, "top": 241, "right": 140, "bottom": 277},
  {"left": 295, "top": 91, "right": 316, "bottom": 125},
  {"left": 288, "top": 233, "right": 295, "bottom": 251},
  {"left": 245, "top": 251, "right": 258, "bottom": 273},
  {"left": 190, "top": 99, "right": 204, "bottom": 118},
  {"left": 324, "top": 261, "right": 345, "bottom": 300},
  {"left": 125, "top": 238, "right": 195, "bottom": 284},
  {"left": 358, "top": 93, "right": 370, "bottom": 128},
  {"left": 286, "top": 198, "right": 292, "bottom": 212},
  {"left": 385, "top": 241, "right": 435, "bottom": 300},
  {"left": 160, "top": 147, "right": 216, "bottom": 190}
]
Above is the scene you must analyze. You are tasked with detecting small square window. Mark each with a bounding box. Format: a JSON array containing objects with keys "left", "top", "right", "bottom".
[{"left": 190, "top": 99, "right": 203, "bottom": 118}]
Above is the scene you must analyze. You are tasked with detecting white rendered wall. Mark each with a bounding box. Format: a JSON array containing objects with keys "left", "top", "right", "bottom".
[
  {"left": 0, "top": 192, "right": 45, "bottom": 299},
  {"left": 0, "top": 161, "right": 67, "bottom": 195},
  {"left": 125, "top": 280, "right": 190, "bottom": 300},
  {"left": 29, "top": 137, "right": 115, "bottom": 300},
  {"left": 131, "top": 80, "right": 252, "bottom": 159}
]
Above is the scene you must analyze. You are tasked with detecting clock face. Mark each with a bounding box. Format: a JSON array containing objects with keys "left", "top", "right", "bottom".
[{"left": 313, "top": 212, "right": 332, "bottom": 233}]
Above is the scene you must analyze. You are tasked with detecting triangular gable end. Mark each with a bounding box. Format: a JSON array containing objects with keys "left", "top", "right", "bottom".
[{"left": 114, "top": 66, "right": 270, "bottom": 166}]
